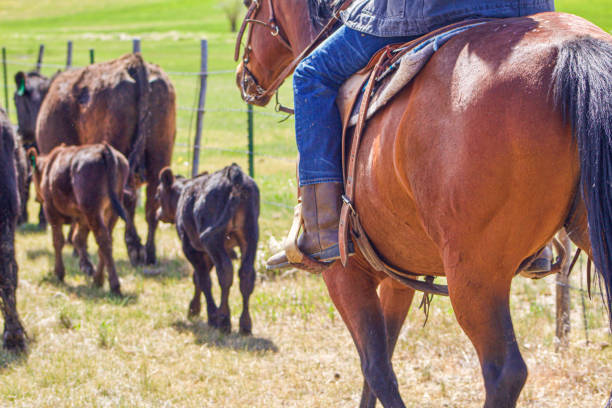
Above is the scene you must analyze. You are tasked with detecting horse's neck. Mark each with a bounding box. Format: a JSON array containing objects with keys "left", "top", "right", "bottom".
[{"left": 277, "top": 1, "right": 318, "bottom": 57}]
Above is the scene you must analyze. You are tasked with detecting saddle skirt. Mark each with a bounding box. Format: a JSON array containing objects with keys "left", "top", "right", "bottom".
[{"left": 337, "top": 21, "right": 491, "bottom": 128}]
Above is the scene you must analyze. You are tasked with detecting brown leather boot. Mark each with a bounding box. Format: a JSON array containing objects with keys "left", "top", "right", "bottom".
[{"left": 266, "top": 182, "right": 351, "bottom": 269}]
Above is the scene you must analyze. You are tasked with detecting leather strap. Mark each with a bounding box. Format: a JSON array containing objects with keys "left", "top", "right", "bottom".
[
  {"left": 339, "top": 49, "right": 390, "bottom": 265},
  {"left": 337, "top": 47, "right": 449, "bottom": 296},
  {"left": 350, "top": 208, "right": 449, "bottom": 296}
]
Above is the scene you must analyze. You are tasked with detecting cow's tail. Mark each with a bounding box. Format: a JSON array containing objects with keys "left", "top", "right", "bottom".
[
  {"left": 126, "top": 53, "right": 150, "bottom": 183},
  {"left": 553, "top": 36, "right": 612, "bottom": 333},
  {"left": 101, "top": 144, "right": 128, "bottom": 223},
  {"left": 198, "top": 164, "right": 245, "bottom": 245}
]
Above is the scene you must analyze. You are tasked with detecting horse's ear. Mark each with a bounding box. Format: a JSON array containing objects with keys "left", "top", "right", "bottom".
[
  {"left": 159, "top": 167, "right": 174, "bottom": 187},
  {"left": 14, "top": 72, "right": 26, "bottom": 96}
]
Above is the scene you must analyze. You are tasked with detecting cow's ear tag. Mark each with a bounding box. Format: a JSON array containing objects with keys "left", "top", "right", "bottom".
[{"left": 17, "top": 80, "right": 25, "bottom": 96}]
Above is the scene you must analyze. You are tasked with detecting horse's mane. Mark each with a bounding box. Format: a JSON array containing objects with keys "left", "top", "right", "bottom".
[{"left": 307, "top": 0, "right": 342, "bottom": 31}]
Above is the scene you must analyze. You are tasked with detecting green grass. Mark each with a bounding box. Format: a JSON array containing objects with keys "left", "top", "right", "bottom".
[
  {"left": 0, "top": 1, "right": 611, "bottom": 407},
  {"left": 0, "top": 0, "right": 298, "bottom": 243},
  {"left": 0, "top": 0, "right": 611, "bottom": 240}
]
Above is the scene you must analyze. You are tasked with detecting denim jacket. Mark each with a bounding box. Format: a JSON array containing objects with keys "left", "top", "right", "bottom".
[{"left": 341, "top": 0, "right": 555, "bottom": 37}]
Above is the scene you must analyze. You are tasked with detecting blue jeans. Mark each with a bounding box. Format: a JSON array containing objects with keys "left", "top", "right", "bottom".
[{"left": 294, "top": 26, "right": 416, "bottom": 186}]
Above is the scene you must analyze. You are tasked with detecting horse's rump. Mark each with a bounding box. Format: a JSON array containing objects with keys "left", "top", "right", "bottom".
[{"left": 348, "top": 13, "right": 610, "bottom": 277}]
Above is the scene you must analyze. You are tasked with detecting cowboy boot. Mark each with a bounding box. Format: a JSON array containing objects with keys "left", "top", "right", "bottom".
[{"left": 267, "top": 182, "right": 351, "bottom": 269}]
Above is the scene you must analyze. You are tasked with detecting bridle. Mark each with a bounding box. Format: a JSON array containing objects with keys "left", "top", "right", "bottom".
[
  {"left": 234, "top": 0, "right": 351, "bottom": 107},
  {"left": 234, "top": 0, "right": 293, "bottom": 104}
]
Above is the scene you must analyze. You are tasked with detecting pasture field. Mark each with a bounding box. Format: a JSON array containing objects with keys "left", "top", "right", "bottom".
[{"left": 0, "top": 0, "right": 611, "bottom": 407}]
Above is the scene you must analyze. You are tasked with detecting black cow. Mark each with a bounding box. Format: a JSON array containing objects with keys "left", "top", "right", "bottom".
[
  {"left": 13, "top": 132, "right": 29, "bottom": 226},
  {"left": 14, "top": 71, "right": 51, "bottom": 228},
  {"left": 156, "top": 164, "right": 259, "bottom": 334},
  {"left": 0, "top": 108, "right": 26, "bottom": 350}
]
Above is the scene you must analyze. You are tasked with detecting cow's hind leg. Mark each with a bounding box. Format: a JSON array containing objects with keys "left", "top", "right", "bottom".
[
  {"left": 123, "top": 188, "right": 145, "bottom": 266},
  {"left": 182, "top": 241, "right": 216, "bottom": 321},
  {"left": 38, "top": 204, "right": 47, "bottom": 230},
  {"left": 72, "top": 222, "right": 93, "bottom": 276},
  {"left": 144, "top": 181, "right": 159, "bottom": 265},
  {"left": 360, "top": 279, "right": 415, "bottom": 408},
  {"left": 323, "top": 261, "right": 406, "bottom": 408},
  {"left": 90, "top": 214, "right": 121, "bottom": 295},
  {"left": 205, "top": 242, "right": 234, "bottom": 333},
  {"left": 50, "top": 222, "right": 65, "bottom": 282},
  {"left": 236, "top": 230, "right": 257, "bottom": 335},
  {"left": 0, "top": 223, "right": 25, "bottom": 350},
  {"left": 446, "top": 259, "right": 526, "bottom": 408}
]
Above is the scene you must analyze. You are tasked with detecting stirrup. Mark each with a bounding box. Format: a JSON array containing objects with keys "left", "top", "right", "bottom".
[
  {"left": 282, "top": 203, "right": 334, "bottom": 274},
  {"left": 519, "top": 238, "right": 565, "bottom": 279}
]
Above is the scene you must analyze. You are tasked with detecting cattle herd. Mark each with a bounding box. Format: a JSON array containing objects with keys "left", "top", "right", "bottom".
[{"left": 0, "top": 52, "right": 260, "bottom": 350}]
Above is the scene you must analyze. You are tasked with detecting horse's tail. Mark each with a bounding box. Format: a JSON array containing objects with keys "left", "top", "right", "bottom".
[
  {"left": 101, "top": 143, "right": 128, "bottom": 223},
  {"left": 553, "top": 36, "right": 612, "bottom": 331}
]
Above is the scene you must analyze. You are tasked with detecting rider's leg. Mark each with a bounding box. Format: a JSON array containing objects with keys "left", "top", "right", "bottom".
[{"left": 267, "top": 26, "right": 415, "bottom": 269}]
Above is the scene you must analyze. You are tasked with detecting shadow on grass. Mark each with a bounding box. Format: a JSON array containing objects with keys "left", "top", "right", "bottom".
[
  {"left": 131, "top": 257, "right": 191, "bottom": 281},
  {"left": 25, "top": 247, "right": 53, "bottom": 260},
  {"left": 0, "top": 342, "right": 30, "bottom": 371},
  {"left": 17, "top": 222, "right": 47, "bottom": 235},
  {"left": 172, "top": 319, "right": 279, "bottom": 354},
  {"left": 39, "top": 274, "right": 138, "bottom": 306}
]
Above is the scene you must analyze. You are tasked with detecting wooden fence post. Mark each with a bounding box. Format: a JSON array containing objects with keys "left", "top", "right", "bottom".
[
  {"left": 36, "top": 44, "right": 44, "bottom": 73},
  {"left": 247, "top": 104, "right": 254, "bottom": 177},
  {"left": 66, "top": 41, "right": 73, "bottom": 68},
  {"left": 132, "top": 38, "right": 141, "bottom": 54},
  {"left": 555, "top": 230, "right": 571, "bottom": 351},
  {"left": 2, "top": 48, "right": 8, "bottom": 114},
  {"left": 191, "top": 39, "right": 208, "bottom": 177}
]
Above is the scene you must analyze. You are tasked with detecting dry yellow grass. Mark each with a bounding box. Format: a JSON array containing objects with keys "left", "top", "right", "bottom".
[
  {"left": 0, "top": 1, "right": 610, "bottom": 405},
  {"left": 0, "top": 201, "right": 609, "bottom": 407}
]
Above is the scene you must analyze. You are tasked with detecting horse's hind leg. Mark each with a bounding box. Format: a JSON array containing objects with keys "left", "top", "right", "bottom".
[
  {"left": 323, "top": 261, "right": 406, "bottom": 408},
  {"left": 446, "top": 260, "right": 526, "bottom": 408},
  {"left": 360, "top": 279, "right": 415, "bottom": 408}
]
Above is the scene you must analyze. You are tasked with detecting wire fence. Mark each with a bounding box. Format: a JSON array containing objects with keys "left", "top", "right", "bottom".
[
  {"left": 1, "top": 40, "right": 609, "bottom": 349},
  {"left": 0, "top": 40, "right": 298, "bottom": 212}
]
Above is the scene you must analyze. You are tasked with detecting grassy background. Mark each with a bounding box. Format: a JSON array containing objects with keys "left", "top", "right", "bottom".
[{"left": 0, "top": 1, "right": 611, "bottom": 406}]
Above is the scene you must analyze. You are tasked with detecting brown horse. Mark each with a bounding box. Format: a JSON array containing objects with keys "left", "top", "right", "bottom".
[{"left": 235, "top": 1, "right": 612, "bottom": 407}]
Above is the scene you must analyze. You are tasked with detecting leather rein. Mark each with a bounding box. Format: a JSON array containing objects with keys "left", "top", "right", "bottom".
[{"left": 234, "top": 0, "right": 350, "bottom": 107}]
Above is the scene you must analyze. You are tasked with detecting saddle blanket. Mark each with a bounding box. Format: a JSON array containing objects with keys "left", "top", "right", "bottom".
[{"left": 338, "top": 21, "right": 490, "bottom": 128}]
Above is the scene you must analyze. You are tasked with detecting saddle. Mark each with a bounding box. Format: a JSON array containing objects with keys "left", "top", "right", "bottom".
[{"left": 336, "top": 20, "right": 491, "bottom": 129}]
